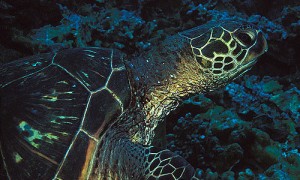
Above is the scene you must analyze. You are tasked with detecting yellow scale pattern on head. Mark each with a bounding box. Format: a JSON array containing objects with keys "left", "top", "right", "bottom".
[
  {"left": 191, "top": 26, "right": 247, "bottom": 75},
  {"left": 18, "top": 121, "right": 59, "bottom": 148}
]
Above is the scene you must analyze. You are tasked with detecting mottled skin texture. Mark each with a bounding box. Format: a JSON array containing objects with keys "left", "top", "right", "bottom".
[{"left": 0, "top": 20, "right": 267, "bottom": 180}]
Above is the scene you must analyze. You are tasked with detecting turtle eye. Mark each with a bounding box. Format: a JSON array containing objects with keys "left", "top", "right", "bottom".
[
  {"left": 238, "top": 33, "right": 252, "bottom": 45},
  {"left": 234, "top": 29, "right": 256, "bottom": 48}
]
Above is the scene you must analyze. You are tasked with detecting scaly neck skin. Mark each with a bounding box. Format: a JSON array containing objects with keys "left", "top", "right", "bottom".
[{"left": 127, "top": 35, "right": 210, "bottom": 145}]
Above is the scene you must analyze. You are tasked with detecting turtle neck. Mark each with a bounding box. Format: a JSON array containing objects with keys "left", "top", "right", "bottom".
[{"left": 126, "top": 34, "right": 209, "bottom": 145}]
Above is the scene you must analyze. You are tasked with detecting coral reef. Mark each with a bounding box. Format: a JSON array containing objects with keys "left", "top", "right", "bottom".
[
  {"left": 167, "top": 75, "right": 300, "bottom": 179},
  {"left": 1, "top": 1, "right": 299, "bottom": 64}
]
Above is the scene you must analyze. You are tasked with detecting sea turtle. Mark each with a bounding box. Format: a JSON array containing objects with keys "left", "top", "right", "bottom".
[{"left": 0, "top": 20, "right": 267, "bottom": 179}]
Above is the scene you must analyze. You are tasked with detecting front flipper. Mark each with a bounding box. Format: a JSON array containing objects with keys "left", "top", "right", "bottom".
[
  {"left": 144, "top": 146, "right": 199, "bottom": 180},
  {"left": 96, "top": 137, "right": 199, "bottom": 180}
]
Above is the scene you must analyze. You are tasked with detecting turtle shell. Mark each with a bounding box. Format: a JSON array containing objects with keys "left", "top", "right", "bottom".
[{"left": 0, "top": 47, "right": 131, "bottom": 179}]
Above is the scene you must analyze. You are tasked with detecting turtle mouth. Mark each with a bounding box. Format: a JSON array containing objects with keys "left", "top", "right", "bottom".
[
  {"left": 244, "top": 58, "right": 258, "bottom": 67},
  {"left": 232, "top": 58, "right": 257, "bottom": 80}
]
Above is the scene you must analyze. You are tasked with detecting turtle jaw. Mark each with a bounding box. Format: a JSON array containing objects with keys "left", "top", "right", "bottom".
[
  {"left": 205, "top": 57, "right": 259, "bottom": 90},
  {"left": 240, "top": 56, "right": 258, "bottom": 71},
  {"left": 232, "top": 58, "right": 257, "bottom": 81}
]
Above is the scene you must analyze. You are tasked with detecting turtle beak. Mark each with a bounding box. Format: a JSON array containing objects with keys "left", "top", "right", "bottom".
[{"left": 254, "top": 31, "right": 268, "bottom": 56}]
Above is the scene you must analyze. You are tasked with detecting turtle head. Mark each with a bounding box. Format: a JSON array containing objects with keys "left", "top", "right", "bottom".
[{"left": 179, "top": 20, "right": 268, "bottom": 90}]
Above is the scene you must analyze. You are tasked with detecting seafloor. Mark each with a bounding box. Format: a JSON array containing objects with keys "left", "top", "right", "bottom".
[{"left": 0, "top": 0, "right": 299, "bottom": 179}]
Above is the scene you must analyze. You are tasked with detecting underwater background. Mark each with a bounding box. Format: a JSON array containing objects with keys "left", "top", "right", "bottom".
[{"left": 0, "top": 0, "right": 299, "bottom": 179}]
